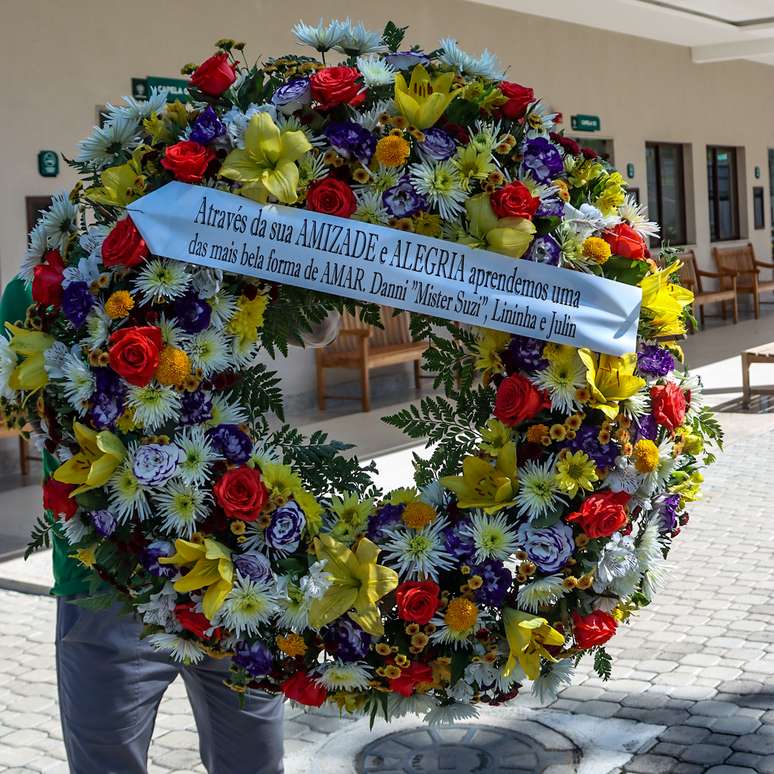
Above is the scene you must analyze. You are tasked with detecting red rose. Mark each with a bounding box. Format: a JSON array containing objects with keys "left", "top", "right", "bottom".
[
  {"left": 306, "top": 178, "right": 357, "bottom": 218},
  {"left": 572, "top": 610, "right": 618, "bottom": 649},
  {"left": 213, "top": 466, "right": 268, "bottom": 521},
  {"left": 603, "top": 224, "right": 647, "bottom": 260},
  {"left": 281, "top": 672, "right": 328, "bottom": 707},
  {"left": 396, "top": 581, "right": 441, "bottom": 625},
  {"left": 189, "top": 52, "right": 237, "bottom": 97},
  {"left": 161, "top": 140, "right": 215, "bottom": 184},
  {"left": 108, "top": 325, "right": 162, "bottom": 387},
  {"left": 389, "top": 661, "right": 434, "bottom": 697},
  {"left": 494, "top": 373, "right": 546, "bottom": 427},
  {"left": 650, "top": 382, "right": 686, "bottom": 431},
  {"left": 566, "top": 491, "right": 630, "bottom": 538},
  {"left": 32, "top": 250, "right": 65, "bottom": 307},
  {"left": 175, "top": 603, "right": 220, "bottom": 637},
  {"left": 499, "top": 81, "right": 534, "bottom": 120},
  {"left": 490, "top": 181, "right": 540, "bottom": 220},
  {"left": 310, "top": 67, "right": 365, "bottom": 111},
  {"left": 43, "top": 478, "right": 78, "bottom": 520},
  {"left": 101, "top": 217, "right": 148, "bottom": 268}
]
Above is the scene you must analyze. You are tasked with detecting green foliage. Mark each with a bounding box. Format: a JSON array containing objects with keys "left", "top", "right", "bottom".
[
  {"left": 68, "top": 592, "right": 118, "bottom": 611},
  {"left": 228, "top": 363, "right": 285, "bottom": 424},
  {"left": 602, "top": 256, "right": 650, "bottom": 285},
  {"left": 381, "top": 21, "right": 407, "bottom": 52},
  {"left": 24, "top": 515, "right": 51, "bottom": 559},
  {"left": 593, "top": 647, "right": 613, "bottom": 681}
]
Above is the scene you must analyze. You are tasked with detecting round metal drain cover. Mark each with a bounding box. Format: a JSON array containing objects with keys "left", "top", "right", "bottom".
[{"left": 357, "top": 724, "right": 579, "bottom": 773}]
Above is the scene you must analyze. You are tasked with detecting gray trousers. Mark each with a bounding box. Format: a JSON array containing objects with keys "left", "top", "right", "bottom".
[{"left": 55, "top": 598, "right": 284, "bottom": 773}]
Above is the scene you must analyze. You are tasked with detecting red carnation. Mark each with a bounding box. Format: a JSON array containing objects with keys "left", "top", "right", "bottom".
[
  {"left": 161, "top": 140, "right": 215, "bottom": 184},
  {"left": 32, "top": 250, "right": 65, "bottom": 307},
  {"left": 650, "top": 382, "right": 687, "bottom": 431},
  {"left": 310, "top": 67, "right": 365, "bottom": 111},
  {"left": 603, "top": 224, "right": 647, "bottom": 261},
  {"left": 306, "top": 178, "right": 357, "bottom": 218},
  {"left": 494, "top": 373, "right": 546, "bottom": 427},
  {"left": 499, "top": 81, "right": 534, "bottom": 120},
  {"left": 389, "top": 661, "right": 434, "bottom": 697},
  {"left": 101, "top": 217, "right": 148, "bottom": 268},
  {"left": 213, "top": 466, "right": 269, "bottom": 521},
  {"left": 43, "top": 478, "right": 78, "bottom": 520},
  {"left": 550, "top": 132, "right": 581, "bottom": 156},
  {"left": 189, "top": 52, "right": 237, "bottom": 97},
  {"left": 566, "top": 491, "right": 629, "bottom": 538},
  {"left": 281, "top": 672, "right": 328, "bottom": 707},
  {"left": 490, "top": 181, "right": 540, "bottom": 220},
  {"left": 573, "top": 610, "right": 618, "bottom": 649},
  {"left": 396, "top": 581, "right": 441, "bottom": 625},
  {"left": 108, "top": 325, "right": 163, "bottom": 387}
]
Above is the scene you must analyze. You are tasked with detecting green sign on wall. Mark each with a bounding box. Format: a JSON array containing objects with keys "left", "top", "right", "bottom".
[
  {"left": 38, "top": 150, "right": 59, "bottom": 178},
  {"left": 131, "top": 76, "right": 190, "bottom": 103},
  {"left": 570, "top": 114, "right": 601, "bottom": 132}
]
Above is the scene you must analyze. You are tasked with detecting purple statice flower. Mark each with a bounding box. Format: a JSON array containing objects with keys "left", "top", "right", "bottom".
[
  {"left": 419, "top": 128, "right": 456, "bottom": 161},
  {"left": 367, "top": 503, "right": 404, "bottom": 542},
  {"left": 522, "top": 137, "right": 564, "bottom": 183},
  {"left": 657, "top": 494, "right": 681, "bottom": 533},
  {"left": 208, "top": 424, "right": 252, "bottom": 464},
  {"left": 62, "top": 281, "right": 94, "bottom": 328},
  {"left": 141, "top": 540, "right": 176, "bottom": 578},
  {"left": 234, "top": 551, "right": 273, "bottom": 584},
  {"left": 88, "top": 368, "right": 126, "bottom": 429},
  {"left": 174, "top": 291, "right": 212, "bottom": 334},
  {"left": 233, "top": 641, "right": 273, "bottom": 677},
  {"left": 517, "top": 521, "right": 575, "bottom": 573},
  {"left": 265, "top": 500, "right": 305, "bottom": 554},
  {"left": 90, "top": 509, "right": 116, "bottom": 538},
  {"left": 637, "top": 344, "right": 675, "bottom": 378},
  {"left": 503, "top": 334, "right": 548, "bottom": 373},
  {"left": 472, "top": 559, "right": 512, "bottom": 606},
  {"left": 323, "top": 619, "right": 372, "bottom": 662},
  {"left": 565, "top": 425, "right": 620, "bottom": 469},
  {"left": 444, "top": 520, "right": 476, "bottom": 563},
  {"left": 190, "top": 106, "right": 226, "bottom": 144},
  {"left": 536, "top": 198, "right": 565, "bottom": 219},
  {"left": 132, "top": 443, "right": 182, "bottom": 487},
  {"left": 385, "top": 50, "right": 430, "bottom": 70},
  {"left": 525, "top": 234, "right": 561, "bottom": 266},
  {"left": 383, "top": 178, "right": 426, "bottom": 218},
  {"left": 180, "top": 389, "right": 213, "bottom": 425},
  {"left": 632, "top": 414, "right": 658, "bottom": 442},
  {"left": 271, "top": 78, "right": 312, "bottom": 115},
  {"left": 324, "top": 121, "right": 376, "bottom": 165}
]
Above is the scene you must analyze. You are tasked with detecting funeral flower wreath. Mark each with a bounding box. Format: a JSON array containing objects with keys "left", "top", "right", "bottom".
[{"left": 1, "top": 20, "right": 721, "bottom": 723}]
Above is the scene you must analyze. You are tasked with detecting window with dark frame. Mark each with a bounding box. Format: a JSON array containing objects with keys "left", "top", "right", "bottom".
[
  {"left": 706, "top": 146, "right": 740, "bottom": 242},
  {"left": 645, "top": 142, "right": 687, "bottom": 247}
]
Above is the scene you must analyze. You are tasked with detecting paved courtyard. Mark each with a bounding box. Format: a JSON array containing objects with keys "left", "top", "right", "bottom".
[{"left": 0, "top": 413, "right": 773, "bottom": 772}]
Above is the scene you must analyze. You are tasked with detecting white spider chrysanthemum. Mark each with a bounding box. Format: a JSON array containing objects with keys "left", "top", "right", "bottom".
[
  {"left": 0, "top": 337, "right": 18, "bottom": 400},
  {"left": 297, "top": 153, "right": 329, "bottom": 189},
  {"left": 514, "top": 458, "right": 565, "bottom": 519},
  {"left": 619, "top": 391, "right": 649, "bottom": 418},
  {"left": 208, "top": 393, "right": 249, "bottom": 426},
  {"left": 635, "top": 521, "right": 664, "bottom": 571},
  {"left": 108, "top": 462, "right": 151, "bottom": 522},
  {"left": 147, "top": 632, "right": 206, "bottom": 664},
  {"left": 60, "top": 513, "right": 92, "bottom": 545},
  {"left": 276, "top": 114, "right": 323, "bottom": 147},
  {"left": 292, "top": 18, "right": 347, "bottom": 52},
  {"left": 359, "top": 164, "right": 402, "bottom": 194},
  {"left": 219, "top": 576, "right": 280, "bottom": 636},
  {"left": 334, "top": 18, "right": 386, "bottom": 55},
  {"left": 274, "top": 580, "right": 310, "bottom": 632},
  {"left": 136, "top": 582, "right": 179, "bottom": 629},
  {"left": 127, "top": 384, "right": 181, "bottom": 432},
  {"left": 248, "top": 440, "right": 282, "bottom": 470},
  {"left": 84, "top": 307, "right": 111, "bottom": 350},
  {"left": 76, "top": 116, "right": 141, "bottom": 168},
  {"left": 155, "top": 481, "right": 210, "bottom": 539},
  {"left": 524, "top": 101, "right": 559, "bottom": 138},
  {"left": 409, "top": 159, "right": 466, "bottom": 220},
  {"left": 430, "top": 616, "right": 478, "bottom": 648},
  {"left": 462, "top": 512, "right": 519, "bottom": 563},
  {"left": 516, "top": 574, "right": 568, "bottom": 613},
  {"left": 353, "top": 190, "right": 390, "bottom": 225},
  {"left": 61, "top": 351, "right": 95, "bottom": 415},
  {"left": 425, "top": 702, "right": 480, "bottom": 725},
  {"left": 207, "top": 289, "right": 238, "bottom": 329},
  {"left": 19, "top": 222, "right": 49, "bottom": 282},
  {"left": 157, "top": 314, "right": 189, "bottom": 350},
  {"left": 133, "top": 259, "right": 191, "bottom": 302},
  {"left": 531, "top": 659, "right": 574, "bottom": 704},
  {"left": 382, "top": 520, "right": 454, "bottom": 580},
  {"left": 104, "top": 87, "right": 170, "bottom": 121},
  {"left": 175, "top": 426, "right": 220, "bottom": 486},
  {"left": 350, "top": 99, "right": 394, "bottom": 131},
  {"left": 356, "top": 55, "right": 396, "bottom": 86},
  {"left": 531, "top": 359, "right": 584, "bottom": 413},
  {"left": 41, "top": 192, "right": 77, "bottom": 253},
  {"left": 619, "top": 195, "right": 660, "bottom": 241},
  {"left": 438, "top": 38, "right": 504, "bottom": 80},
  {"left": 387, "top": 693, "right": 439, "bottom": 719},
  {"left": 316, "top": 661, "right": 372, "bottom": 691},
  {"left": 188, "top": 328, "right": 231, "bottom": 377},
  {"left": 420, "top": 480, "right": 446, "bottom": 509}
]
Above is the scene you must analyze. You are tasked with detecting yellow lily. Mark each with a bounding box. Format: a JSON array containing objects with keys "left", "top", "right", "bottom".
[
  {"left": 53, "top": 421, "right": 126, "bottom": 496},
  {"left": 440, "top": 441, "right": 518, "bottom": 513},
  {"left": 474, "top": 328, "right": 511, "bottom": 378},
  {"left": 466, "top": 194, "right": 535, "bottom": 258},
  {"left": 307, "top": 534, "right": 398, "bottom": 636},
  {"left": 5, "top": 324, "right": 54, "bottom": 392},
  {"left": 219, "top": 112, "right": 311, "bottom": 204},
  {"left": 159, "top": 537, "right": 234, "bottom": 621},
  {"left": 393, "top": 64, "right": 460, "bottom": 129},
  {"left": 578, "top": 348, "right": 646, "bottom": 419},
  {"left": 84, "top": 154, "right": 146, "bottom": 207},
  {"left": 502, "top": 608, "right": 565, "bottom": 680},
  {"left": 640, "top": 262, "right": 694, "bottom": 337}
]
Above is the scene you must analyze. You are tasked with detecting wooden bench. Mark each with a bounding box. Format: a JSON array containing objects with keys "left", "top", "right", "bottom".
[
  {"left": 315, "top": 306, "right": 427, "bottom": 412},
  {"left": 713, "top": 243, "right": 774, "bottom": 320},
  {"left": 741, "top": 343, "right": 774, "bottom": 408},
  {"left": 677, "top": 249, "right": 737, "bottom": 329}
]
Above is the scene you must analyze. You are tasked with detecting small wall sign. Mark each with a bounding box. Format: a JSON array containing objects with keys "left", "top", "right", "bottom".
[
  {"left": 755, "top": 165, "right": 761, "bottom": 179},
  {"left": 570, "top": 114, "right": 601, "bottom": 132},
  {"left": 132, "top": 76, "right": 190, "bottom": 103},
  {"left": 626, "top": 163, "right": 635, "bottom": 179},
  {"left": 38, "top": 150, "right": 59, "bottom": 178}
]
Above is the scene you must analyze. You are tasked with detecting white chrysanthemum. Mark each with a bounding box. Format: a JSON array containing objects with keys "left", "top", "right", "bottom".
[
  {"left": 409, "top": 159, "right": 466, "bottom": 220},
  {"left": 593, "top": 532, "right": 639, "bottom": 593},
  {"left": 619, "top": 391, "right": 649, "bottom": 418},
  {"left": 41, "top": 192, "right": 77, "bottom": 253},
  {"left": 531, "top": 659, "right": 574, "bottom": 704},
  {"left": 274, "top": 579, "right": 310, "bottom": 632},
  {"left": 516, "top": 574, "right": 568, "bottom": 613},
  {"left": 358, "top": 164, "right": 402, "bottom": 194},
  {"left": 298, "top": 153, "right": 329, "bottom": 189},
  {"left": 84, "top": 307, "right": 111, "bottom": 350},
  {"left": 438, "top": 38, "right": 504, "bottom": 80},
  {"left": 60, "top": 513, "right": 92, "bottom": 545},
  {"left": 430, "top": 616, "right": 478, "bottom": 648},
  {"left": 353, "top": 190, "right": 389, "bottom": 225},
  {"left": 155, "top": 481, "right": 210, "bottom": 538},
  {"left": 334, "top": 19, "right": 387, "bottom": 55},
  {"left": 62, "top": 253, "right": 102, "bottom": 290},
  {"left": 157, "top": 313, "right": 189, "bottom": 350},
  {"left": 188, "top": 328, "right": 231, "bottom": 377},
  {"left": 292, "top": 18, "right": 347, "bottom": 52},
  {"left": 524, "top": 101, "right": 559, "bottom": 138},
  {"left": 133, "top": 258, "right": 191, "bottom": 302},
  {"left": 425, "top": 702, "right": 480, "bottom": 725},
  {"left": 76, "top": 116, "right": 141, "bottom": 168},
  {"left": 619, "top": 195, "right": 660, "bottom": 241},
  {"left": 61, "top": 351, "right": 95, "bottom": 415},
  {"left": 356, "top": 55, "right": 395, "bottom": 87},
  {"left": 531, "top": 359, "right": 584, "bottom": 414},
  {"left": 387, "top": 693, "right": 439, "bottom": 719},
  {"left": 175, "top": 425, "right": 220, "bottom": 486},
  {"left": 19, "top": 222, "right": 48, "bottom": 283},
  {"left": 0, "top": 337, "right": 18, "bottom": 400},
  {"left": 206, "top": 289, "right": 237, "bottom": 329},
  {"left": 104, "top": 87, "right": 170, "bottom": 121},
  {"left": 462, "top": 512, "right": 519, "bottom": 563},
  {"left": 220, "top": 576, "right": 280, "bottom": 636},
  {"left": 276, "top": 114, "right": 323, "bottom": 147},
  {"left": 147, "top": 632, "right": 206, "bottom": 664},
  {"left": 108, "top": 461, "right": 151, "bottom": 522},
  {"left": 317, "top": 661, "right": 372, "bottom": 691},
  {"left": 248, "top": 440, "right": 282, "bottom": 470},
  {"left": 136, "top": 583, "right": 179, "bottom": 629},
  {"left": 208, "top": 393, "right": 249, "bottom": 426},
  {"left": 127, "top": 384, "right": 181, "bottom": 432},
  {"left": 347, "top": 99, "right": 392, "bottom": 132},
  {"left": 420, "top": 480, "right": 446, "bottom": 509},
  {"left": 514, "top": 458, "right": 565, "bottom": 519},
  {"left": 636, "top": 521, "right": 664, "bottom": 571},
  {"left": 382, "top": 520, "right": 454, "bottom": 580}
]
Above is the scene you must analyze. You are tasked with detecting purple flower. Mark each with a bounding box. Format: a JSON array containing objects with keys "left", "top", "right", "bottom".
[
  {"left": 190, "top": 106, "right": 226, "bottom": 144},
  {"left": 265, "top": 500, "right": 305, "bottom": 554},
  {"left": 234, "top": 551, "right": 273, "bottom": 584},
  {"left": 444, "top": 520, "right": 476, "bottom": 562},
  {"left": 272, "top": 78, "right": 312, "bottom": 115},
  {"left": 536, "top": 198, "right": 565, "bottom": 219},
  {"left": 88, "top": 368, "right": 126, "bottom": 429},
  {"left": 637, "top": 345, "right": 675, "bottom": 378},
  {"left": 180, "top": 389, "right": 213, "bottom": 425},
  {"left": 657, "top": 494, "right": 681, "bottom": 533},
  {"left": 367, "top": 503, "right": 404, "bottom": 541},
  {"left": 208, "top": 424, "right": 252, "bottom": 464},
  {"left": 633, "top": 414, "right": 658, "bottom": 442},
  {"left": 383, "top": 178, "right": 426, "bottom": 218},
  {"left": 503, "top": 335, "right": 548, "bottom": 373},
  {"left": 323, "top": 619, "right": 371, "bottom": 662},
  {"left": 141, "top": 540, "right": 176, "bottom": 578},
  {"left": 385, "top": 51, "right": 430, "bottom": 70},
  {"left": 565, "top": 425, "right": 620, "bottom": 468},
  {"left": 233, "top": 641, "right": 273, "bottom": 677},
  {"left": 525, "top": 234, "right": 561, "bottom": 266},
  {"left": 522, "top": 137, "right": 564, "bottom": 183},
  {"left": 90, "top": 509, "right": 116, "bottom": 538},
  {"left": 419, "top": 128, "right": 456, "bottom": 161},
  {"left": 62, "top": 282, "right": 93, "bottom": 328},
  {"left": 174, "top": 291, "right": 212, "bottom": 334},
  {"left": 324, "top": 121, "right": 375, "bottom": 165},
  {"left": 517, "top": 521, "right": 575, "bottom": 573},
  {"left": 472, "top": 560, "right": 512, "bottom": 606},
  {"left": 132, "top": 443, "right": 182, "bottom": 486}
]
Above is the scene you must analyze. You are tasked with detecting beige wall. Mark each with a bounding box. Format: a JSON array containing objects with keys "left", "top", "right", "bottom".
[{"left": 2, "top": 0, "right": 773, "bottom": 403}]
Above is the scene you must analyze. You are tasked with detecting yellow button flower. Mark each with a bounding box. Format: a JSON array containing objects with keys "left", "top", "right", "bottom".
[
  {"left": 104, "top": 290, "right": 135, "bottom": 319},
  {"left": 155, "top": 346, "right": 190, "bottom": 386},
  {"left": 374, "top": 135, "right": 410, "bottom": 167}
]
